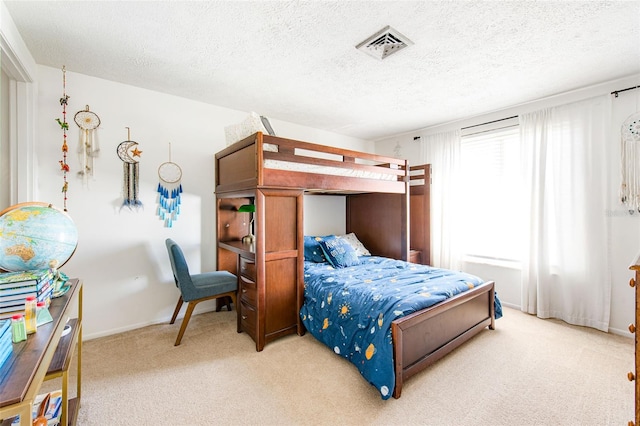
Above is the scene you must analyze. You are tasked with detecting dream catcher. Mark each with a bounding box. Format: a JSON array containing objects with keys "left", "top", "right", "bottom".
[
  {"left": 74, "top": 105, "right": 101, "bottom": 183},
  {"left": 116, "top": 127, "right": 143, "bottom": 210},
  {"left": 621, "top": 111, "right": 640, "bottom": 214},
  {"left": 156, "top": 143, "right": 183, "bottom": 227}
]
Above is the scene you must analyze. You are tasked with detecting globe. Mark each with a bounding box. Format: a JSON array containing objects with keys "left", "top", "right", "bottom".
[{"left": 0, "top": 202, "right": 78, "bottom": 272}]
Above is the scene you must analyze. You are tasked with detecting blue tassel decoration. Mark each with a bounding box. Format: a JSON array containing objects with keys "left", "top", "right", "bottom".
[{"left": 157, "top": 181, "right": 183, "bottom": 228}]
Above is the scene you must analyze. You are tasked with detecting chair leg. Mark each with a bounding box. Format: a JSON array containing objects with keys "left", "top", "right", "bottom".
[
  {"left": 217, "top": 293, "right": 236, "bottom": 312},
  {"left": 216, "top": 296, "right": 233, "bottom": 312},
  {"left": 174, "top": 301, "right": 197, "bottom": 346},
  {"left": 170, "top": 296, "right": 184, "bottom": 325}
]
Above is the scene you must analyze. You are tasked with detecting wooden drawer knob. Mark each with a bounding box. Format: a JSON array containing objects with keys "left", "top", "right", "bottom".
[
  {"left": 627, "top": 371, "right": 635, "bottom": 381},
  {"left": 631, "top": 278, "right": 636, "bottom": 288},
  {"left": 630, "top": 323, "right": 637, "bottom": 333},
  {"left": 628, "top": 421, "right": 634, "bottom": 426}
]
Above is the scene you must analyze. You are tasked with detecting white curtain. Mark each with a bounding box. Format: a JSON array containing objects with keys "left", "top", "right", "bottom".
[
  {"left": 520, "top": 95, "right": 611, "bottom": 331},
  {"left": 420, "top": 130, "right": 462, "bottom": 270}
]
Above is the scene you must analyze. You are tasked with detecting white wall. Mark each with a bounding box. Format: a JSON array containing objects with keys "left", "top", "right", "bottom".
[
  {"left": 1, "top": 69, "right": 10, "bottom": 208},
  {"left": 375, "top": 75, "right": 640, "bottom": 336},
  {"left": 304, "top": 195, "right": 346, "bottom": 236},
  {"left": 33, "top": 65, "right": 367, "bottom": 339}
]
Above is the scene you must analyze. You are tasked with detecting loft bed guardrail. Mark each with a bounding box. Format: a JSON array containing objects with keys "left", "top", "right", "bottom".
[{"left": 215, "top": 132, "right": 409, "bottom": 194}]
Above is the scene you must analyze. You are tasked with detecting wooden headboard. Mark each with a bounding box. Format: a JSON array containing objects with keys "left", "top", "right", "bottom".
[
  {"left": 344, "top": 164, "right": 431, "bottom": 264},
  {"left": 346, "top": 192, "right": 409, "bottom": 261}
]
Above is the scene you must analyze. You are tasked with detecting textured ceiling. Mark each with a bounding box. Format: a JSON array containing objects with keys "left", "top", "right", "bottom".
[{"left": 4, "top": 0, "right": 640, "bottom": 141}]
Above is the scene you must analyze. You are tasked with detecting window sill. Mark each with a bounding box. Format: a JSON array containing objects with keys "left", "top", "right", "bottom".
[{"left": 462, "top": 255, "right": 522, "bottom": 270}]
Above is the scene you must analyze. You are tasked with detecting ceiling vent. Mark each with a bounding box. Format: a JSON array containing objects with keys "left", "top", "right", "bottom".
[{"left": 356, "top": 25, "right": 413, "bottom": 60}]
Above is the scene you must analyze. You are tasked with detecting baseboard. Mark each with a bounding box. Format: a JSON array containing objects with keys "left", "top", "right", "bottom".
[
  {"left": 500, "top": 301, "right": 520, "bottom": 310},
  {"left": 83, "top": 305, "right": 220, "bottom": 341},
  {"left": 608, "top": 326, "right": 635, "bottom": 338},
  {"left": 501, "top": 305, "right": 633, "bottom": 339}
]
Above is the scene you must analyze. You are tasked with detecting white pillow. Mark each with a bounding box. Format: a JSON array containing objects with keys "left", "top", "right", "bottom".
[
  {"left": 339, "top": 233, "right": 371, "bottom": 256},
  {"left": 224, "top": 112, "right": 270, "bottom": 146}
]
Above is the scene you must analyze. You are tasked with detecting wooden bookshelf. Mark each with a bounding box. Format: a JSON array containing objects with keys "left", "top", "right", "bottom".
[{"left": 0, "top": 279, "right": 82, "bottom": 425}]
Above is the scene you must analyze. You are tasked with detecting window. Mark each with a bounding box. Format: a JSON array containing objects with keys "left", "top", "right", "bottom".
[{"left": 459, "top": 125, "right": 522, "bottom": 262}]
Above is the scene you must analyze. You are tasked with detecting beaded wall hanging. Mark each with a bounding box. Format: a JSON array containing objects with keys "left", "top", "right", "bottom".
[
  {"left": 156, "top": 143, "right": 183, "bottom": 228},
  {"left": 116, "top": 127, "right": 143, "bottom": 210},
  {"left": 74, "top": 105, "right": 101, "bottom": 183},
  {"left": 56, "top": 66, "right": 70, "bottom": 211}
]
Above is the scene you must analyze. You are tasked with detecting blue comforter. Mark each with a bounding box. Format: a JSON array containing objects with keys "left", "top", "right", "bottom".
[{"left": 300, "top": 256, "right": 502, "bottom": 399}]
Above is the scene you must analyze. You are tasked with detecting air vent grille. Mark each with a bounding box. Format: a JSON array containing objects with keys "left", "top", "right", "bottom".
[{"left": 356, "top": 25, "right": 413, "bottom": 60}]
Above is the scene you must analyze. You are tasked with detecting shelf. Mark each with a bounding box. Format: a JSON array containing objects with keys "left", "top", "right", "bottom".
[
  {"left": 1, "top": 398, "right": 78, "bottom": 426},
  {"left": 46, "top": 318, "right": 80, "bottom": 376},
  {"left": 0, "top": 279, "right": 82, "bottom": 426},
  {"left": 219, "top": 240, "right": 255, "bottom": 258},
  {"left": 66, "top": 397, "right": 79, "bottom": 426}
]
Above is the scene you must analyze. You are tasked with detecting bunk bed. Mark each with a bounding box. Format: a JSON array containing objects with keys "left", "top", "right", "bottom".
[{"left": 215, "top": 132, "right": 496, "bottom": 399}]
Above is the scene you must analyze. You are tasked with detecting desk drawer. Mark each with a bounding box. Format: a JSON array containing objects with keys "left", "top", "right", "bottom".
[
  {"left": 240, "top": 300, "right": 257, "bottom": 338},
  {"left": 239, "top": 275, "right": 257, "bottom": 306},
  {"left": 239, "top": 257, "right": 256, "bottom": 280}
]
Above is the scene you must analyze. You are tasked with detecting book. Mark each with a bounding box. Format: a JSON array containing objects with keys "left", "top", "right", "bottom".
[
  {"left": 0, "top": 309, "right": 23, "bottom": 320},
  {"left": 0, "top": 291, "right": 37, "bottom": 303},
  {"left": 0, "top": 281, "right": 52, "bottom": 305},
  {"left": 0, "top": 321, "right": 13, "bottom": 368},
  {"left": 0, "top": 278, "right": 52, "bottom": 297},
  {"left": 0, "top": 335, "right": 12, "bottom": 351},
  {"left": 11, "top": 390, "right": 62, "bottom": 426},
  {"left": 0, "top": 338, "right": 12, "bottom": 369},
  {"left": 0, "top": 319, "right": 9, "bottom": 338},
  {"left": 0, "top": 298, "right": 26, "bottom": 309},
  {"left": 0, "top": 303, "right": 24, "bottom": 314},
  {"left": 0, "top": 286, "right": 53, "bottom": 319},
  {"left": 0, "top": 269, "right": 53, "bottom": 288}
]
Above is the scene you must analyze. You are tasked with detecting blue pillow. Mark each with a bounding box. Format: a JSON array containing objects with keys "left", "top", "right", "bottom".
[
  {"left": 304, "top": 236, "right": 327, "bottom": 263},
  {"left": 319, "top": 235, "right": 360, "bottom": 268}
]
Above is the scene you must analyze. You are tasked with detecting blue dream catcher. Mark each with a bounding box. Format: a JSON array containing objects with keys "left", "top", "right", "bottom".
[{"left": 157, "top": 144, "right": 183, "bottom": 227}]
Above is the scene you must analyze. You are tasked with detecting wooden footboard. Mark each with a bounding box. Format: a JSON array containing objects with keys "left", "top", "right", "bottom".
[{"left": 391, "top": 281, "right": 495, "bottom": 398}]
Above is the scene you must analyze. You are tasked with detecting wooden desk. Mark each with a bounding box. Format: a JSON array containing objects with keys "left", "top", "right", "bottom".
[
  {"left": 0, "top": 278, "right": 82, "bottom": 426},
  {"left": 217, "top": 190, "right": 303, "bottom": 352}
]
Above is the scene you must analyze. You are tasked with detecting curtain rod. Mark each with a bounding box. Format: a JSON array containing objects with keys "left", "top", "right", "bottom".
[
  {"left": 460, "top": 115, "right": 518, "bottom": 130},
  {"left": 611, "top": 85, "right": 640, "bottom": 97}
]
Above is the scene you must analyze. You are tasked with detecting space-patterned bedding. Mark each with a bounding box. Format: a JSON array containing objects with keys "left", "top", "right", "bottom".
[{"left": 300, "top": 256, "right": 502, "bottom": 399}]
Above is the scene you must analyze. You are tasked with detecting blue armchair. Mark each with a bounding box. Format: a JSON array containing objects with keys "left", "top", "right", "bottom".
[{"left": 165, "top": 238, "right": 237, "bottom": 346}]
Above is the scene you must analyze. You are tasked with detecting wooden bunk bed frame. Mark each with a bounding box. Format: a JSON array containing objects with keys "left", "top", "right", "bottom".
[
  {"left": 409, "top": 163, "right": 432, "bottom": 265},
  {"left": 215, "top": 132, "right": 495, "bottom": 398},
  {"left": 216, "top": 132, "right": 408, "bottom": 195}
]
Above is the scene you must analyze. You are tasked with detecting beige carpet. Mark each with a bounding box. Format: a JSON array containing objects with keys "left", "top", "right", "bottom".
[{"left": 46, "top": 307, "right": 634, "bottom": 425}]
